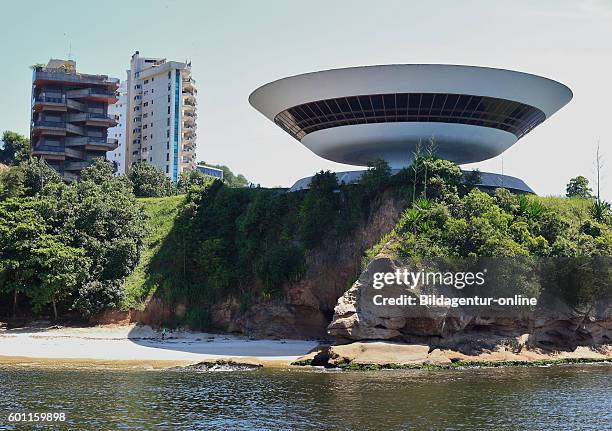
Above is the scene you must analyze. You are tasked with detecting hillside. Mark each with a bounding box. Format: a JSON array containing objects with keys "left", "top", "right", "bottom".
[
  {"left": 119, "top": 163, "right": 610, "bottom": 340},
  {"left": 122, "top": 195, "right": 186, "bottom": 310}
]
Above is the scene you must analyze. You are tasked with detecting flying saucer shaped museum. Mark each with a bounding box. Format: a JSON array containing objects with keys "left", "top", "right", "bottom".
[{"left": 249, "top": 64, "right": 572, "bottom": 170}]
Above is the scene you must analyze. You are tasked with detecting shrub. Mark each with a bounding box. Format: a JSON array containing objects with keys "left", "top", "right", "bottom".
[{"left": 73, "top": 279, "right": 123, "bottom": 318}]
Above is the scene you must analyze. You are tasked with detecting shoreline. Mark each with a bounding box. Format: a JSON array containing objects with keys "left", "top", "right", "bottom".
[
  {"left": 0, "top": 323, "right": 319, "bottom": 369},
  {"left": 2, "top": 324, "right": 611, "bottom": 371}
]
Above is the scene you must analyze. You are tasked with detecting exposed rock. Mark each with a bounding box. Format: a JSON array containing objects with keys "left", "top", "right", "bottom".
[
  {"left": 292, "top": 341, "right": 612, "bottom": 368},
  {"left": 169, "top": 359, "right": 262, "bottom": 372},
  {"left": 328, "top": 254, "right": 612, "bottom": 352}
]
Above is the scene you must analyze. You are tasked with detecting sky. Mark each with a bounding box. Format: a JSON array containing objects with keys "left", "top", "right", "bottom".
[{"left": 1, "top": 0, "right": 610, "bottom": 199}]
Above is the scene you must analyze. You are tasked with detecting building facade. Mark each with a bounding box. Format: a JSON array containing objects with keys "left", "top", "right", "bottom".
[
  {"left": 125, "top": 52, "right": 197, "bottom": 181},
  {"left": 249, "top": 64, "right": 573, "bottom": 193},
  {"left": 30, "top": 59, "right": 119, "bottom": 180},
  {"left": 107, "top": 81, "right": 127, "bottom": 175}
]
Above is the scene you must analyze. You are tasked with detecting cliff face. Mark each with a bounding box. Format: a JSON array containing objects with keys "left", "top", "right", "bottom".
[
  {"left": 328, "top": 253, "right": 612, "bottom": 352},
  {"left": 210, "top": 193, "right": 409, "bottom": 339}
]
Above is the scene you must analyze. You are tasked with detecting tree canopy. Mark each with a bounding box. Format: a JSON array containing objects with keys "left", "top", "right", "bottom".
[
  {"left": 0, "top": 131, "right": 30, "bottom": 165},
  {"left": 566, "top": 176, "right": 592, "bottom": 198}
]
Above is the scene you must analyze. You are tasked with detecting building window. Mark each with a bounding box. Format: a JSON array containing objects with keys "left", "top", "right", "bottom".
[
  {"left": 166, "top": 153, "right": 169, "bottom": 161},
  {"left": 168, "top": 71, "right": 171, "bottom": 79},
  {"left": 274, "top": 92, "right": 546, "bottom": 141}
]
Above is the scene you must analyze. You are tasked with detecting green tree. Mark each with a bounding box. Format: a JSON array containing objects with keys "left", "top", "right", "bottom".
[
  {"left": 80, "top": 157, "right": 115, "bottom": 185},
  {"left": 360, "top": 159, "right": 391, "bottom": 194},
  {"left": 0, "top": 131, "right": 30, "bottom": 165},
  {"left": 0, "top": 166, "right": 25, "bottom": 199},
  {"left": 21, "top": 157, "right": 62, "bottom": 196},
  {"left": 178, "top": 169, "right": 214, "bottom": 195},
  {"left": 128, "top": 161, "right": 177, "bottom": 197},
  {"left": 298, "top": 171, "right": 339, "bottom": 248},
  {"left": 27, "top": 235, "right": 90, "bottom": 320},
  {"left": 566, "top": 176, "right": 592, "bottom": 198}
]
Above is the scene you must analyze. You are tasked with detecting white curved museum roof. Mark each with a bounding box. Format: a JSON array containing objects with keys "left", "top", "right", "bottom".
[{"left": 249, "top": 64, "right": 572, "bottom": 168}]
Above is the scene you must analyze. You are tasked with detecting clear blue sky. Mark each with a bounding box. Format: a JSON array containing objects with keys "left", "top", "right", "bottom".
[{"left": 1, "top": 0, "right": 610, "bottom": 199}]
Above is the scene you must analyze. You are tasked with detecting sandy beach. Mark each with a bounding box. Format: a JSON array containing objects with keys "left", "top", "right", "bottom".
[{"left": 0, "top": 324, "right": 319, "bottom": 368}]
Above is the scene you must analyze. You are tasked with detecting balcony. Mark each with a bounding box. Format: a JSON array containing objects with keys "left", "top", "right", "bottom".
[
  {"left": 33, "top": 95, "right": 67, "bottom": 111},
  {"left": 64, "top": 147, "right": 84, "bottom": 159},
  {"left": 67, "top": 112, "right": 117, "bottom": 126},
  {"left": 66, "top": 88, "right": 118, "bottom": 103},
  {"left": 66, "top": 99, "right": 86, "bottom": 111},
  {"left": 65, "top": 136, "right": 117, "bottom": 150},
  {"left": 183, "top": 98, "right": 196, "bottom": 107},
  {"left": 66, "top": 123, "right": 86, "bottom": 135},
  {"left": 31, "top": 143, "right": 65, "bottom": 157},
  {"left": 32, "top": 120, "right": 66, "bottom": 135},
  {"left": 34, "top": 68, "right": 119, "bottom": 87}
]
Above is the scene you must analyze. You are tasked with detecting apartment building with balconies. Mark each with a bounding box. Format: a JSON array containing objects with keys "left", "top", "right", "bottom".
[
  {"left": 30, "top": 59, "right": 119, "bottom": 180},
  {"left": 125, "top": 52, "right": 197, "bottom": 181},
  {"left": 107, "top": 81, "right": 127, "bottom": 175}
]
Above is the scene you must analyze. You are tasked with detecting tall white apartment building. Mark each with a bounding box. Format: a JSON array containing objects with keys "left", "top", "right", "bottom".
[
  {"left": 125, "top": 51, "right": 197, "bottom": 181},
  {"left": 107, "top": 81, "right": 127, "bottom": 175}
]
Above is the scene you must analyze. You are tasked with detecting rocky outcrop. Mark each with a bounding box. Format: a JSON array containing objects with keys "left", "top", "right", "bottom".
[
  {"left": 293, "top": 341, "right": 612, "bottom": 368},
  {"left": 210, "top": 192, "right": 409, "bottom": 339},
  {"left": 328, "top": 254, "right": 612, "bottom": 352}
]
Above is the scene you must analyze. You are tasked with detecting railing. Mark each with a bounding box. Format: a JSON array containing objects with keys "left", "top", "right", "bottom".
[
  {"left": 32, "top": 144, "right": 65, "bottom": 153},
  {"left": 66, "top": 123, "right": 86, "bottom": 135},
  {"left": 183, "top": 99, "right": 196, "bottom": 106},
  {"left": 35, "top": 96, "right": 65, "bottom": 104},
  {"left": 34, "top": 120, "right": 66, "bottom": 128},
  {"left": 64, "top": 147, "right": 84, "bottom": 158},
  {"left": 65, "top": 136, "right": 108, "bottom": 146},
  {"left": 66, "top": 113, "right": 87, "bottom": 122},
  {"left": 67, "top": 114, "right": 115, "bottom": 126},
  {"left": 66, "top": 99, "right": 86, "bottom": 111},
  {"left": 35, "top": 69, "right": 119, "bottom": 85},
  {"left": 66, "top": 88, "right": 117, "bottom": 99}
]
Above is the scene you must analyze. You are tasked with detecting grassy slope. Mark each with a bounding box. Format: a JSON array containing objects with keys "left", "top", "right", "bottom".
[
  {"left": 367, "top": 195, "right": 595, "bottom": 260},
  {"left": 121, "top": 193, "right": 596, "bottom": 311},
  {"left": 121, "top": 194, "right": 185, "bottom": 310},
  {"left": 534, "top": 196, "right": 592, "bottom": 227}
]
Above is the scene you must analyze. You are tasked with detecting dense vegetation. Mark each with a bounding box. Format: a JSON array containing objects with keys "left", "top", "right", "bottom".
[
  {"left": 0, "top": 158, "right": 147, "bottom": 319},
  {"left": 368, "top": 157, "right": 611, "bottom": 308},
  {"left": 123, "top": 166, "right": 389, "bottom": 328},
  {"left": 1, "top": 129, "right": 610, "bottom": 325}
]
